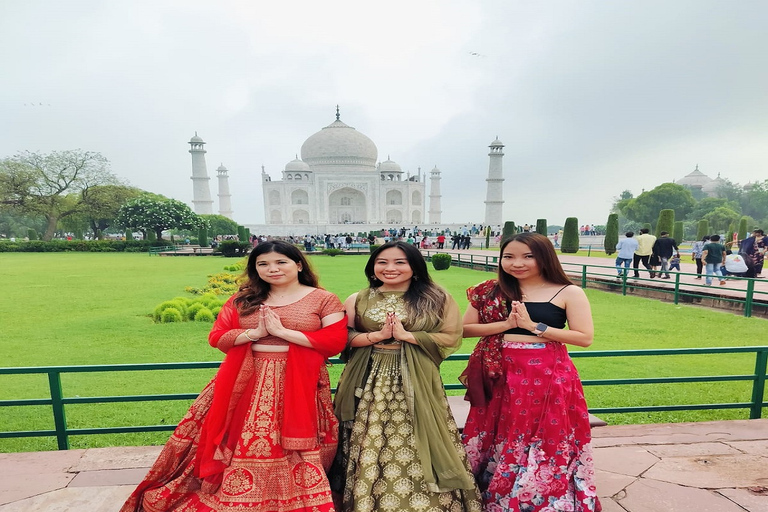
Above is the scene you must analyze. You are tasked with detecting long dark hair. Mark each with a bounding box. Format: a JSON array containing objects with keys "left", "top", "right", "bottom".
[
  {"left": 234, "top": 240, "right": 318, "bottom": 315},
  {"left": 365, "top": 241, "right": 447, "bottom": 323},
  {"left": 496, "top": 232, "right": 572, "bottom": 301}
]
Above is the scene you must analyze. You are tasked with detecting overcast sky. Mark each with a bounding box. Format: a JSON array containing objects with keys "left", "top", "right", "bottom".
[{"left": 2, "top": 0, "right": 767, "bottom": 227}]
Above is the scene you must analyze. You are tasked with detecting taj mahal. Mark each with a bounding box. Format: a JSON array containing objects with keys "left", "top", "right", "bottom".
[{"left": 188, "top": 108, "right": 506, "bottom": 236}]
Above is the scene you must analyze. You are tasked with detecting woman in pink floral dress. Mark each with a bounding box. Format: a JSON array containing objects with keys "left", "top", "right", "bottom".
[{"left": 460, "top": 233, "right": 601, "bottom": 511}]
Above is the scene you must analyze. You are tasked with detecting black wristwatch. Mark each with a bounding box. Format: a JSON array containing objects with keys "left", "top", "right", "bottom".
[{"left": 532, "top": 322, "right": 548, "bottom": 337}]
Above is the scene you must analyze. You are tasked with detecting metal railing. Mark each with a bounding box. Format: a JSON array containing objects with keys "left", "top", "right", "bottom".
[
  {"left": 421, "top": 251, "right": 768, "bottom": 318},
  {"left": 1, "top": 346, "right": 766, "bottom": 450}
]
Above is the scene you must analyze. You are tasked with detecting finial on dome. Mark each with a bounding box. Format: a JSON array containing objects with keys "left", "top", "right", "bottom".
[{"left": 336, "top": 105, "right": 340, "bottom": 121}]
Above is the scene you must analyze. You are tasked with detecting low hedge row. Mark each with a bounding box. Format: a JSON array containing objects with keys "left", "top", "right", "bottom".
[{"left": 0, "top": 240, "right": 180, "bottom": 253}]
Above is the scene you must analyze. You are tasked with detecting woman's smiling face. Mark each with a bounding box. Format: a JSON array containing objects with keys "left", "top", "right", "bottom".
[
  {"left": 500, "top": 240, "right": 540, "bottom": 280},
  {"left": 373, "top": 247, "right": 413, "bottom": 290}
]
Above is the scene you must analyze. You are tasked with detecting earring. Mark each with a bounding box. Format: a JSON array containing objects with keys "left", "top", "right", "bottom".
[
  {"left": 370, "top": 275, "right": 377, "bottom": 280},
  {"left": 413, "top": 275, "right": 419, "bottom": 281}
]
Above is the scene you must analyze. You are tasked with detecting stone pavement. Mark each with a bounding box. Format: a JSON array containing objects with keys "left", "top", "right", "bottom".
[{"left": 1, "top": 419, "right": 767, "bottom": 511}]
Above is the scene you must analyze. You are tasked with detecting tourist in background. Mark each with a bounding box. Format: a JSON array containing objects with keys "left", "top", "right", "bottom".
[
  {"left": 615, "top": 231, "right": 638, "bottom": 278},
  {"left": 652, "top": 231, "right": 679, "bottom": 279},
  {"left": 331, "top": 241, "right": 481, "bottom": 512},
  {"left": 460, "top": 233, "right": 600, "bottom": 511},
  {"left": 691, "top": 235, "right": 710, "bottom": 279},
  {"left": 702, "top": 234, "right": 727, "bottom": 286},
  {"left": 632, "top": 228, "right": 656, "bottom": 279},
  {"left": 121, "top": 240, "right": 347, "bottom": 512}
]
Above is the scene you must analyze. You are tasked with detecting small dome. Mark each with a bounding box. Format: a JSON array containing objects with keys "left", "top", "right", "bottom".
[
  {"left": 285, "top": 157, "right": 311, "bottom": 172},
  {"left": 301, "top": 118, "right": 378, "bottom": 168},
  {"left": 216, "top": 164, "right": 228, "bottom": 171},
  {"left": 489, "top": 137, "right": 504, "bottom": 147},
  {"left": 701, "top": 175, "right": 724, "bottom": 194},
  {"left": 378, "top": 157, "right": 402, "bottom": 173},
  {"left": 676, "top": 166, "right": 712, "bottom": 189},
  {"left": 190, "top": 132, "right": 204, "bottom": 143}
]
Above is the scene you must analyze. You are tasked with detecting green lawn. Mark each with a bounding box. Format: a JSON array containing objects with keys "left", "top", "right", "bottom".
[{"left": 0, "top": 252, "right": 766, "bottom": 452}]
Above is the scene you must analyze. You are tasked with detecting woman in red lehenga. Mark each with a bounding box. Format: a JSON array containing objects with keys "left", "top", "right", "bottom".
[
  {"left": 121, "top": 240, "right": 347, "bottom": 512},
  {"left": 460, "top": 233, "right": 601, "bottom": 512}
]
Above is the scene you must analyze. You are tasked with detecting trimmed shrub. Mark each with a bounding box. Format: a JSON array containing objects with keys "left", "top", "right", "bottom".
[
  {"left": 322, "top": 248, "right": 344, "bottom": 257},
  {"left": 147, "top": 230, "right": 157, "bottom": 242},
  {"left": 696, "top": 219, "right": 709, "bottom": 240},
  {"left": 153, "top": 300, "right": 187, "bottom": 321},
  {"left": 219, "top": 240, "right": 251, "bottom": 257},
  {"left": 536, "top": 219, "right": 547, "bottom": 236},
  {"left": 27, "top": 229, "right": 38, "bottom": 240},
  {"left": 160, "top": 307, "right": 183, "bottom": 323},
  {"left": 673, "top": 221, "right": 684, "bottom": 244},
  {"left": 604, "top": 214, "right": 619, "bottom": 255},
  {"left": 431, "top": 253, "right": 452, "bottom": 270},
  {"left": 198, "top": 227, "right": 209, "bottom": 248},
  {"left": 561, "top": 217, "right": 579, "bottom": 253},
  {"left": 194, "top": 308, "right": 215, "bottom": 322},
  {"left": 237, "top": 225, "right": 246, "bottom": 242},
  {"left": 502, "top": 221, "right": 516, "bottom": 241},
  {"left": 485, "top": 226, "right": 491, "bottom": 248},
  {"left": 738, "top": 216, "right": 748, "bottom": 241},
  {"left": 186, "top": 302, "right": 206, "bottom": 321},
  {"left": 656, "top": 209, "right": 674, "bottom": 238}
]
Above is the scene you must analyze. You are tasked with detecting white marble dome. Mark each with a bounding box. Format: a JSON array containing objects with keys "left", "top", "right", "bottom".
[
  {"left": 676, "top": 167, "right": 712, "bottom": 189},
  {"left": 378, "top": 157, "right": 402, "bottom": 173},
  {"left": 284, "top": 157, "right": 311, "bottom": 172},
  {"left": 301, "top": 119, "right": 378, "bottom": 168}
]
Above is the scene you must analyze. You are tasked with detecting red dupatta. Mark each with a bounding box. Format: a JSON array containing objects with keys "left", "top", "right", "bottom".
[{"left": 194, "top": 301, "right": 346, "bottom": 490}]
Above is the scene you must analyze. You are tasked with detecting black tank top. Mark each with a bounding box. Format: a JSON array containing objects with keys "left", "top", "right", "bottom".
[{"left": 504, "top": 285, "right": 569, "bottom": 336}]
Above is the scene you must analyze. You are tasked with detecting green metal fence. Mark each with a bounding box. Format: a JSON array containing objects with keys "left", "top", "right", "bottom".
[
  {"left": 1, "top": 346, "right": 766, "bottom": 450},
  {"left": 421, "top": 251, "right": 768, "bottom": 318}
]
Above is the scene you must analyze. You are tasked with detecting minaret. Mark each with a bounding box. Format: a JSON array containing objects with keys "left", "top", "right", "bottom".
[
  {"left": 484, "top": 137, "right": 505, "bottom": 227},
  {"left": 216, "top": 164, "right": 233, "bottom": 219},
  {"left": 188, "top": 132, "right": 213, "bottom": 214},
  {"left": 429, "top": 165, "right": 442, "bottom": 224}
]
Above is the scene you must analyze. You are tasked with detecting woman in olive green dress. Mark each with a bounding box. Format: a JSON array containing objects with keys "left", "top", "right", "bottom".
[{"left": 331, "top": 241, "right": 481, "bottom": 512}]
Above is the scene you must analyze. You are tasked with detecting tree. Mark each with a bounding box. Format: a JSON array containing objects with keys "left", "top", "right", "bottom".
[
  {"left": 0, "top": 150, "right": 119, "bottom": 240},
  {"left": 604, "top": 214, "right": 619, "bottom": 255},
  {"left": 619, "top": 183, "right": 695, "bottom": 226},
  {"left": 536, "top": 219, "right": 547, "bottom": 236},
  {"left": 80, "top": 184, "right": 141, "bottom": 239},
  {"left": 116, "top": 196, "right": 203, "bottom": 240},
  {"left": 686, "top": 197, "right": 740, "bottom": 222},
  {"left": 738, "top": 216, "right": 748, "bottom": 241},
  {"left": 561, "top": 217, "right": 579, "bottom": 253},
  {"left": 656, "top": 209, "right": 675, "bottom": 238},
  {"left": 703, "top": 206, "right": 741, "bottom": 233},
  {"left": 199, "top": 214, "right": 239, "bottom": 238}
]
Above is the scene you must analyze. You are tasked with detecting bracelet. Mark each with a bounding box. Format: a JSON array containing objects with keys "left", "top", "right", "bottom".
[
  {"left": 365, "top": 333, "right": 374, "bottom": 344},
  {"left": 243, "top": 329, "right": 259, "bottom": 342}
]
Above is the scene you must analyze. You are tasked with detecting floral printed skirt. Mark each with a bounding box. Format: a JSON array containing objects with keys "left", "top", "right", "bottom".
[
  {"left": 332, "top": 348, "right": 482, "bottom": 512},
  {"left": 462, "top": 342, "right": 600, "bottom": 512},
  {"left": 120, "top": 352, "right": 338, "bottom": 512}
]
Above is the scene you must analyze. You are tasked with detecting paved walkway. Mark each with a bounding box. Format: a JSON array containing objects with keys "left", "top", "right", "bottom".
[{"left": 1, "top": 419, "right": 767, "bottom": 511}]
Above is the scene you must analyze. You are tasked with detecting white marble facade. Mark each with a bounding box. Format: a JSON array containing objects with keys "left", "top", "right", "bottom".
[{"left": 260, "top": 110, "right": 428, "bottom": 226}]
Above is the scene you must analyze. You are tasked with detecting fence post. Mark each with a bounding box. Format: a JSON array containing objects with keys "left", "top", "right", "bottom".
[
  {"left": 745, "top": 279, "right": 755, "bottom": 318},
  {"left": 48, "top": 371, "right": 69, "bottom": 450},
  {"left": 673, "top": 273, "right": 681, "bottom": 304},
  {"left": 750, "top": 348, "right": 768, "bottom": 419},
  {"left": 581, "top": 265, "right": 587, "bottom": 288}
]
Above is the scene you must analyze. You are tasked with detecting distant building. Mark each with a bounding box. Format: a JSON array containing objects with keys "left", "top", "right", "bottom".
[{"left": 674, "top": 165, "right": 727, "bottom": 197}]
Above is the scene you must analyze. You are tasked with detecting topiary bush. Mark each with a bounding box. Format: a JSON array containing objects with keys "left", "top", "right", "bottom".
[
  {"left": 561, "top": 217, "right": 579, "bottom": 253},
  {"left": 655, "top": 209, "right": 674, "bottom": 238},
  {"left": 186, "top": 302, "right": 206, "bottom": 321},
  {"left": 502, "top": 221, "right": 516, "bottom": 241},
  {"left": 696, "top": 219, "right": 709, "bottom": 240},
  {"left": 322, "top": 248, "right": 344, "bottom": 257},
  {"left": 431, "top": 253, "right": 452, "bottom": 270},
  {"left": 194, "top": 308, "right": 215, "bottom": 322},
  {"left": 738, "top": 216, "right": 748, "bottom": 241},
  {"left": 160, "top": 307, "right": 183, "bottom": 323},
  {"left": 153, "top": 300, "right": 188, "bottom": 321},
  {"left": 673, "top": 221, "right": 684, "bottom": 244},
  {"left": 604, "top": 213, "right": 619, "bottom": 255},
  {"left": 536, "top": 219, "right": 547, "bottom": 236}
]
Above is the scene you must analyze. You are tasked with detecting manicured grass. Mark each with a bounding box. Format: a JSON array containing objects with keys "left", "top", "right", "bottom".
[{"left": 0, "top": 252, "right": 766, "bottom": 453}]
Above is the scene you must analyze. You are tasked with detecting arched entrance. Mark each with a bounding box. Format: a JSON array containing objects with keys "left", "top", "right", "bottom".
[{"left": 328, "top": 187, "right": 367, "bottom": 223}]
